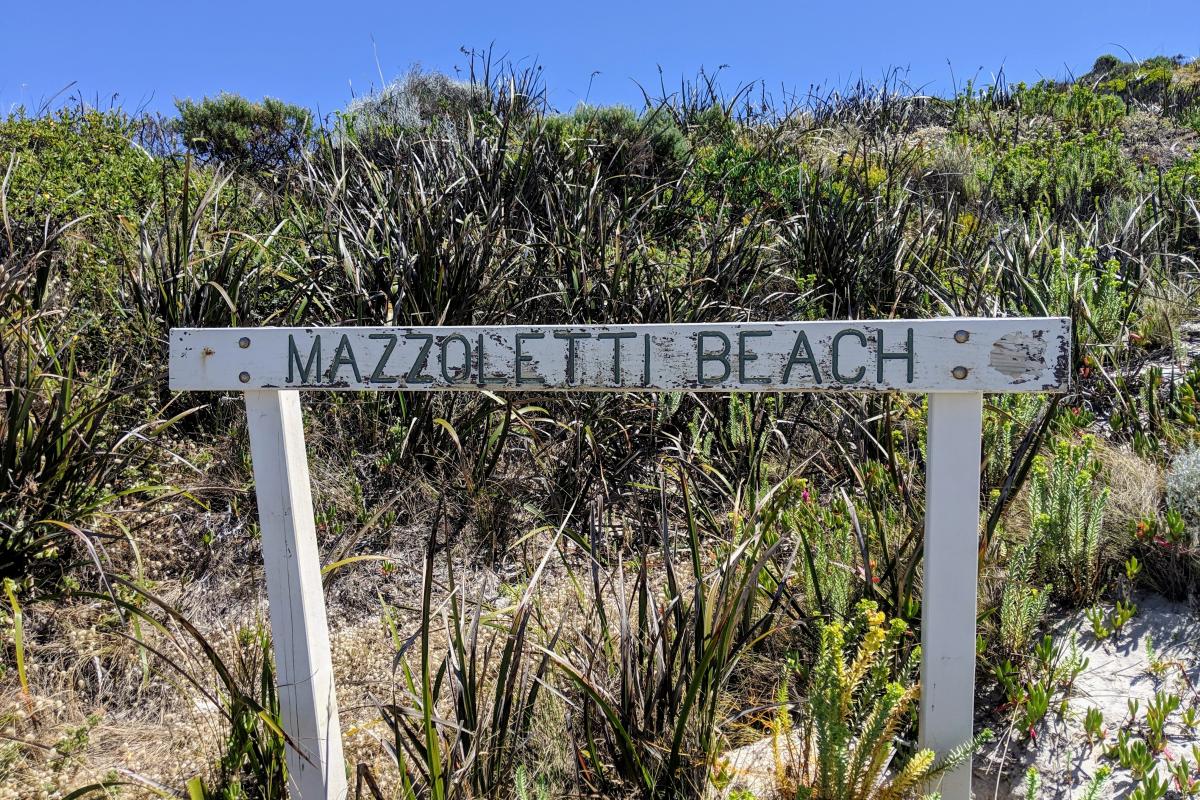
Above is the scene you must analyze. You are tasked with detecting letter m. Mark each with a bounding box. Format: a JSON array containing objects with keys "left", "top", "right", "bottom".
[{"left": 287, "top": 335, "right": 322, "bottom": 384}]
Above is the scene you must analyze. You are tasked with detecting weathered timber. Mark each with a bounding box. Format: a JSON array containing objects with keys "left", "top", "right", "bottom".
[{"left": 170, "top": 318, "right": 1070, "bottom": 393}]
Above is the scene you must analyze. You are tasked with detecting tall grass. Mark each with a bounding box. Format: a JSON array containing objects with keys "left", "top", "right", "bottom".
[
  {"left": 544, "top": 472, "right": 802, "bottom": 797},
  {"left": 0, "top": 315, "right": 186, "bottom": 588},
  {"left": 369, "top": 530, "right": 556, "bottom": 799}
]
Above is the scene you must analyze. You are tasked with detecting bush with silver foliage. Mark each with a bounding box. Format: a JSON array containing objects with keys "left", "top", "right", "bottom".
[
  {"left": 341, "top": 70, "right": 489, "bottom": 139},
  {"left": 1166, "top": 446, "right": 1200, "bottom": 543}
]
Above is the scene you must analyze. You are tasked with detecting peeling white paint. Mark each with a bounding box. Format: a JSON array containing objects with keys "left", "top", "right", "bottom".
[{"left": 170, "top": 318, "right": 1071, "bottom": 394}]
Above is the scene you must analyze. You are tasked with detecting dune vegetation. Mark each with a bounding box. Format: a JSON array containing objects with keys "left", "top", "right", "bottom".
[{"left": 3, "top": 52, "right": 1200, "bottom": 799}]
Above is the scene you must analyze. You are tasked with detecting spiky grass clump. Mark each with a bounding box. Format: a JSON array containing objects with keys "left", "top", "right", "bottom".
[{"left": 549, "top": 473, "right": 804, "bottom": 798}]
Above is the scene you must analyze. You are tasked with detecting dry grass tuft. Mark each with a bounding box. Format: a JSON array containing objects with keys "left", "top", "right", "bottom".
[{"left": 1095, "top": 439, "right": 1164, "bottom": 550}]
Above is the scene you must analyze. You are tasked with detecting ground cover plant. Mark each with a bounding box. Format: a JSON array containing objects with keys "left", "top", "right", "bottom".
[{"left": 2, "top": 51, "right": 1200, "bottom": 798}]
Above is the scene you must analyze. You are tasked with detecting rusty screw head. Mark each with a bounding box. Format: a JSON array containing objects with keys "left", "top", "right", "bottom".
[
  {"left": 238, "top": 371, "right": 251, "bottom": 383},
  {"left": 951, "top": 366, "right": 968, "bottom": 380},
  {"left": 954, "top": 330, "right": 970, "bottom": 343},
  {"left": 238, "top": 337, "right": 251, "bottom": 349}
]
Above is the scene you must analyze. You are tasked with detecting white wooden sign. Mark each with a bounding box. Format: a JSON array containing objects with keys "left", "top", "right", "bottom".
[
  {"left": 169, "top": 317, "right": 1071, "bottom": 800},
  {"left": 171, "top": 319, "right": 1069, "bottom": 393}
]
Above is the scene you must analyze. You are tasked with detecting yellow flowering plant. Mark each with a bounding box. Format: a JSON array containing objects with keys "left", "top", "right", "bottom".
[{"left": 773, "top": 600, "right": 990, "bottom": 800}]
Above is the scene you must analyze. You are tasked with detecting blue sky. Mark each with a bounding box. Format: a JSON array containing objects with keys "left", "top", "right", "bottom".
[{"left": 2, "top": 1, "right": 1198, "bottom": 118}]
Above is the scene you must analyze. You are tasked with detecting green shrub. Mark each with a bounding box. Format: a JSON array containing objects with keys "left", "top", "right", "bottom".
[
  {"left": 996, "top": 532, "right": 1051, "bottom": 657},
  {"left": 982, "top": 395, "right": 1043, "bottom": 490},
  {"left": 1162, "top": 147, "right": 1200, "bottom": 191},
  {"left": 1081, "top": 53, "right": 1197, "bottom": 117},
  {"left": 1050, "top": 246, "right": 1131, "bottom": 359},
  {"left": 543, "top": 104, "right": 689, "bottom": 185},
  {"left": 982, "top": 130, "right": 1132, "bottom": 217},
  {"left": 0, "top": 107, "right": 165, "bottom": 302},
  {"left": 1010, "top": 82, "right": 1126, "bottom": 133},
  {"left": 783, "top": 485, "right": 857, "bottom": 618},
  {"left": 0, "top": 107, "right": 161, "bottom": 225},
  {"left": 1027, "top": 433, "right": 1109, "bottom": 605},
  {"left": 176, "top": 93, "right": 313, "bottom": 172},
  {"left": 1, "top": 108, "right": 208, "bottom": 334},
  {"left": 340, "top": 70, "right": 492, "bottom": 141},
  {"left": 1159, "top": 148, "right": 1200, "bottom": 249},
  {"left": 692, "top": 136, "right": 804, "bottom": 212},
  {"left": 775, "top": 600, "right": 988, "bottom": 800},
  {"left": 1137, "top": 449, "right": 1200, "bottom": 599}
]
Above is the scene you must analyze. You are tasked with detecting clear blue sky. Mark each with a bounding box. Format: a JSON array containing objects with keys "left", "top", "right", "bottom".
[{"left": 2, "top": 1, "right": 1198, "bottom": 119}]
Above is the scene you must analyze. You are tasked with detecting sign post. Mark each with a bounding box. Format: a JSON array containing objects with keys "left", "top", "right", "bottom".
[
  {"left": 243, "top": 389, "right": 347, "bottom": 799},
  {"left": 170, "top": 318, "right": 1070, "bottom": 800},
  {"left": 920, "top": 392, "right": 985, "bottom": 800}
]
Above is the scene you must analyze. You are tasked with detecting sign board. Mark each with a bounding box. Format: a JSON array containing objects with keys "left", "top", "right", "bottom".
[
  {"left": 168, "top": 317, "right": 1071, "bottom": 800},
  {"left": 171, "top": 319, "right": 1070, "bottom": 393}
]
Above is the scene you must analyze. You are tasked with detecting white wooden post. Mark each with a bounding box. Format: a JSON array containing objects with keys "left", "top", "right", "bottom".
[
  {"left": 244, "top": 390, "right": 348, "bottom": 800},
  {"left": 920, "top": 392, "right": 984, "bottom": 800}
]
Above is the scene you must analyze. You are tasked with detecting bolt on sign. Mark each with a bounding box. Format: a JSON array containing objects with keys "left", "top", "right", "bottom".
[{"left": 170, "top": 317, "right": 1071, "bottom": 800}]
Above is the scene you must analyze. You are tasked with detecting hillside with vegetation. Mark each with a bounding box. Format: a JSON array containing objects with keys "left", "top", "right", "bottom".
[{"left": 3, "top": 53, "right": 1200, "bottom": 799}]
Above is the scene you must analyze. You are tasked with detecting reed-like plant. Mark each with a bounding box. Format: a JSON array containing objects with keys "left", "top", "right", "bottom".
[
  {"left": 547, "top": 470, "right": 802, "bottom": 798},
  {"left": 0, "top": 317, "right": 182, "bottom": 589},
  {"left": 63, "top": 578, "right": 292, "bottom": 799},
  {"left": 184, "top": 625, "right": 289, "bottom": 799},
  {"left": 372, "top": 529, "right": 557, "bottom": 799},
  {"left": 118, "top": 159, "right": 288, "bottom": 340}
]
